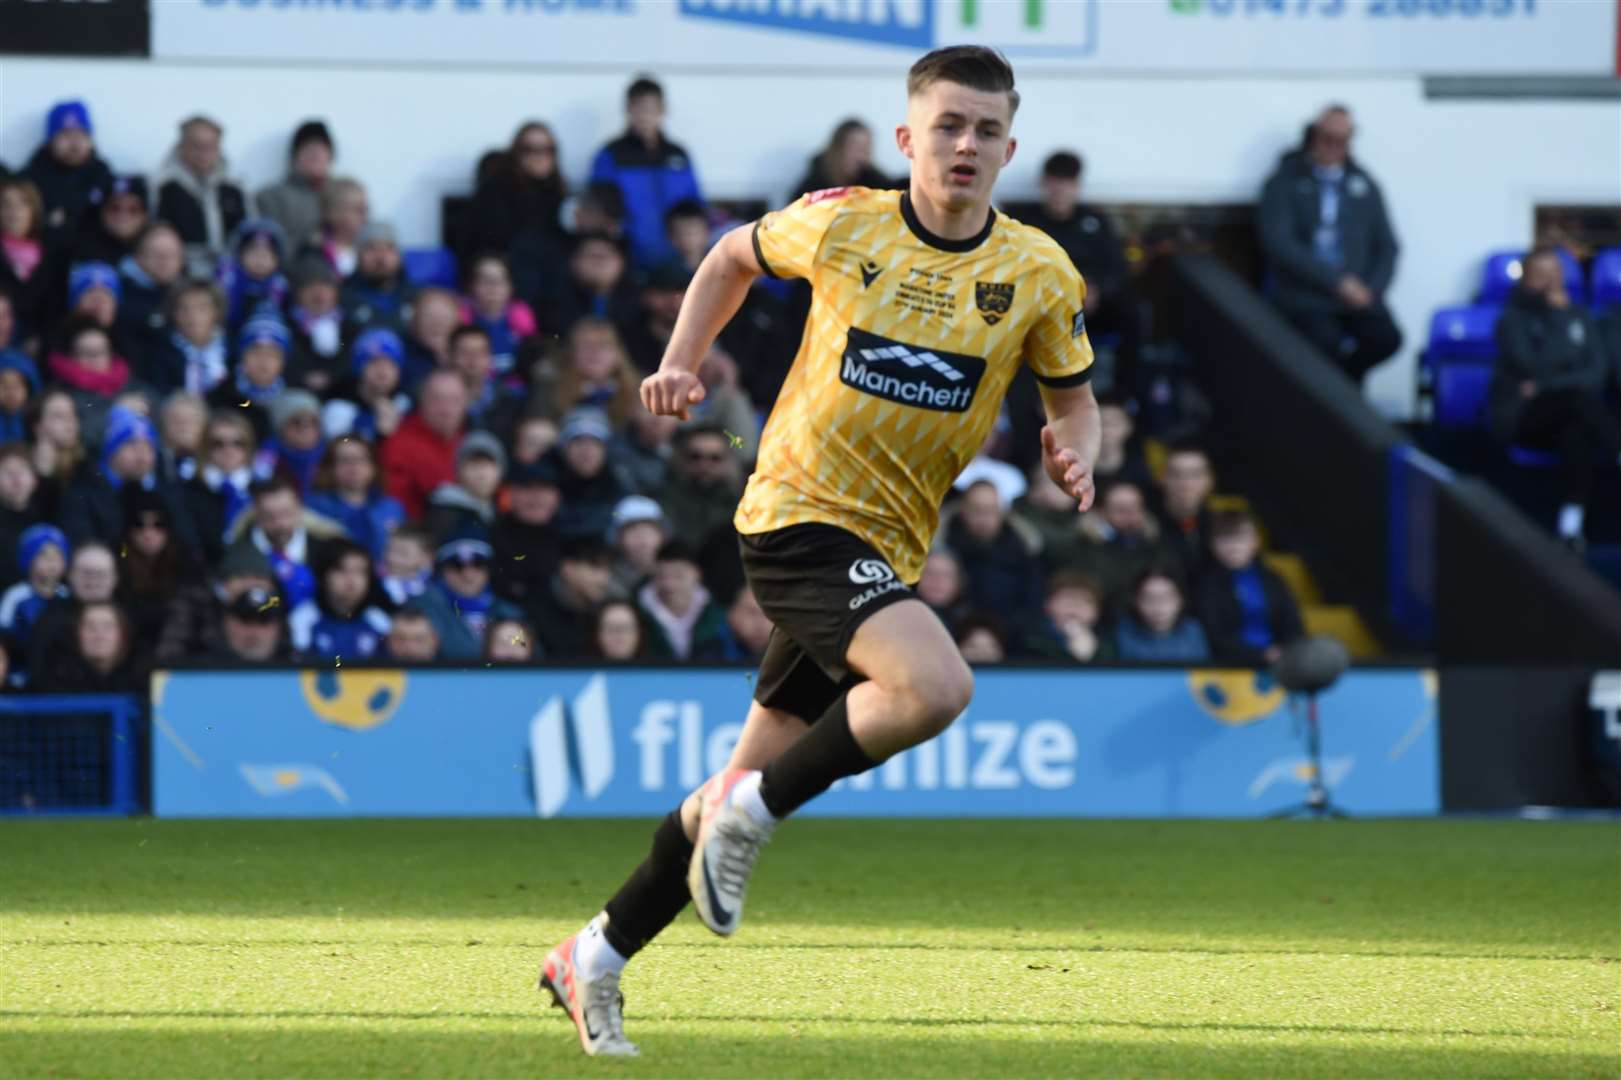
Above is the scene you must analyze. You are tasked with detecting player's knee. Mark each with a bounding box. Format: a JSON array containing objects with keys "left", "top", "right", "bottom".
[{"left": 887, "top": 660, "right": 972, "bottom": 738}]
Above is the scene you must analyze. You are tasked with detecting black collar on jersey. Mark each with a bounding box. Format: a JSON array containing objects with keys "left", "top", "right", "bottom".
[{"left": 900, "top": 192, "right": 996, "bottom": 253}]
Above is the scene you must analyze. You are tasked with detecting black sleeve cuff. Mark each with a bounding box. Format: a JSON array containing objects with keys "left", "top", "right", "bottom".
[
  {"left": 1033, "top": 366, "right": 1094, "bottom": 389},
  {"left": 751, "top": 223, "right": 780, "bottom": 280}
]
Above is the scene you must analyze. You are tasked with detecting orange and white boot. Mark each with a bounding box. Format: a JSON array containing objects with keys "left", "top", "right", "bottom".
[{"left": 539, "top": 915, "right": 639, "bottom": 1057}]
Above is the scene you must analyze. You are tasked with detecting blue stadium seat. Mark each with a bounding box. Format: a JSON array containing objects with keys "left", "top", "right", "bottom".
[
  {"left": 1427, "top": 304, "right": 1500, "bottom": 363},
  {"left": 1478, "top": 248, "right": 1585, "bottom": 305},
  {"left": 403, "top": 247, "right": 459, "bottom": 289},
  {"left": 1591, "top": 248, "right": 1621, "bottom": 311},
  {"left": 1432, "top": 360, "right": 1492, "bottom": 429}
]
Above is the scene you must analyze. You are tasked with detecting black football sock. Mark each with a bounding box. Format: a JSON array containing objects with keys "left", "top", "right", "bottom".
[
  {"left": 758, "top": 693, "right": 879, "bottom": 819},
  {"left": 601, "top": 809, "right": 693, "bottom": 959}
]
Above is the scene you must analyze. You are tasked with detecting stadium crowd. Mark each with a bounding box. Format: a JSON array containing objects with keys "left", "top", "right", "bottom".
[{"left": 0, "top": 78, "right": 1324, "bottom": 692}]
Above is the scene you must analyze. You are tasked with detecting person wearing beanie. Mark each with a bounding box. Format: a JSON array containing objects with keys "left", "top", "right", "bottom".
[
  {"left": 339, "top": 222, "right": 410, "bottom": 334},
  {"left": 258, "top": 388, "right": 326, "bottom": 494},
  {"left": 155, "top": 539, "right": 280, "bottom": 661},
  {"left": 0, "top": 443, "right": 45, "bottom": 598},
  {"left": 73, "top": 174, "right": 149, "bottom": 267},
  {"left": 0, "top": 523, "right": 70, "bottom": 666},
  {"left": 21, "top": 100, "right": 114, "bottom": 244},
  {"left": 425, "top": 429, "right": 506, "bottom": 541},
  {"left": 66, "top": 260, "right": 121, "bottom": 328},
  {"left": 0, "top": 349, "right": 40, "bottom": 444},
  {"left": 490, "top": 458, "right": 562, "bottom": 610},
  {"left": 548, "top": 405, "right": 625, "bottom": 539},
  {"left": 218, "top": 218, "right": 289, "bottom": 334},
  {"left": 116, "top": 223, "right": 187, "bottom": 384},
  {"left": 256, "top": 120, "right": 334, "bottom": 253},
  {"left": 209, "top": 313, "right": 289, "bottom": 440},
  {"left": 155, "top": 115, "right": 252, "bottom": 277},
  {"left": 411, "top": 525, "right": 520, "bottom": 660},
  {"left": 322, "top": 327, "right": 410, "bottom": 443},
  {"left": 60, "top": 404, "right": 198, "bottom": 560},
  {"left": 607, "top": 492, "right": 667, "bottom": 599},
  {"left": 284, "top": 253, "right": 346, "bottom": 394}
]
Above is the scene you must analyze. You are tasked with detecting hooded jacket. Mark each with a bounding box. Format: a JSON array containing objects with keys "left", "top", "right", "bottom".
[{"left": 155, "top": 148, "right": 251, "bottom": 266}]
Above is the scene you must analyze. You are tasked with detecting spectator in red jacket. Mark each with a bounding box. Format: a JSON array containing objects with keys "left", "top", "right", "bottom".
[{"left": 380, "top": 367, "right": 467, "bottom": 519}]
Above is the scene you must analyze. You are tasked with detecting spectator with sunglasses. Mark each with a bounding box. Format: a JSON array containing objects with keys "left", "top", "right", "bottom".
[
  {"left": 657, "top": 423, "right": 741, "bottom": 551},
  {"left": 412, "top": 528, "right": 520, "bottom": 660}
]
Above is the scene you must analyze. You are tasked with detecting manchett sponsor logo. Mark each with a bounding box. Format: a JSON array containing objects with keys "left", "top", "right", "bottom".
[{"left": 841, "top": 328, "right": 985, "bottom": 414}]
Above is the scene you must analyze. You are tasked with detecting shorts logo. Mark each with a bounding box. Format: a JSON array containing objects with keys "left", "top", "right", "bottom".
[
  {"left": 849, "top": 558, "right": 895, "bottom": 585},
  {"left": 840, "top": 327, "right": 986, "bottom": 413},
  {"left": 975, "top": 282, "right": 1016, "bottom": 326}
]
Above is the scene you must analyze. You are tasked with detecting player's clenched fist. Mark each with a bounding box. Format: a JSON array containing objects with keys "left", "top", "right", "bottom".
[{"left": 641, "top": 368, "right": 707, "bottom": 420}]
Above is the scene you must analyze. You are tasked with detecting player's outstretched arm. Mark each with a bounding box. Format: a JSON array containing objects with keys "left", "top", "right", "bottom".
[
  {"left": 641, "top": 226, "right": 763, "bottom": 420},
  {"left": 1039, "top": 381, "right": 1101, "bottom": 513}
]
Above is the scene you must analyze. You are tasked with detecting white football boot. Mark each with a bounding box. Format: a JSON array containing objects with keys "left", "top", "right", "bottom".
[{"left": 688, "top": 768, "right": 775, "bottom": 936}]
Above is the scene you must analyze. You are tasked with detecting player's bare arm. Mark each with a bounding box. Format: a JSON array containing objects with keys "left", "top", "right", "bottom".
[
  {"left": 1039, "top": 381, "right": 1101, "bottom": 512},
  {"left": 640, "top": 226, "right": 761, "bottom": 420}
]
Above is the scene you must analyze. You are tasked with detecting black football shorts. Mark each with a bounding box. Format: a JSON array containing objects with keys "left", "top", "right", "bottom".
[{"left": 738, "top": 522, "right": 918, "bottom": 723}]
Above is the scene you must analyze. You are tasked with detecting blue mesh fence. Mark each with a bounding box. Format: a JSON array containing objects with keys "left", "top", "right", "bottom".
[{"left": 0, "top": 696, "right": 140, "bottom": 816}]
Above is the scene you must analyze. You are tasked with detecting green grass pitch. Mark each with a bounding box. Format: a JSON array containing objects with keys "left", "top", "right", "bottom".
[{"left": 1, "top": 818, "right": 1616, "bottom": 1078}]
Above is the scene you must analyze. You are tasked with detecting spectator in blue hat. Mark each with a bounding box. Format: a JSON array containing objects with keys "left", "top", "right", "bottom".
[
  {"left": 340, "top": 223, "right": 410, "bottom": 334},
  {"left": 323, "top": 327, "right": 409, "bottom": 442},
  {"left": 0, "top": 523, "right": 69, "bottom": 658},
  {"left": 0, "top": 444, "right": 44, "bottom": 598},
  {"left": 1, "top": 177, "right": 67, "bottom": 347},
  {"left": 21, "top": 100, "right": 113, "bottom": 243},
  {"left": 74, "top": 175, "right": 149, "bottom": 266},
  {"left": 285, "top": 253, "right": 346, "bottom": 394},
  {"left": 210, "top": 313, "right": 289, "bottom": 440},
  {"left": 156, "top": 116, "right": 252, "bottom": 276},
  {"left": 256, "top": 121, "right": 335, "bottom": 254},
  {"left": 65, "top": 260, "right": 120, "bottom": 331},
  {"left": 0, "top": 351, "right": 40, "bottom": 444},
  {"left": 218, "top": 219, "right": 289, "bottom": 334},
  {"left": 60, "top": 404, "right": 198, "bottom": 558},
  {"left": 413, "top": 527, "right": 521, "bottom": 659},
  {"left": 46, "top": 320, "right": 143, "bottom": 446},
  {"left": 260, "top": 389, "right": 326, "bottom": 494},
  {"left": 306, "top": 434, "right": 405, "bottom": 563},
  {"left": 117, "top": 224, "right": 187, "bottom": 383}
]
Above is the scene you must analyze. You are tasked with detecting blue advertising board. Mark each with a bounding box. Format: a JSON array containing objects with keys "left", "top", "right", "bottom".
[{"left": 151, "top": 667, "right": 1438, "bottom": 819}]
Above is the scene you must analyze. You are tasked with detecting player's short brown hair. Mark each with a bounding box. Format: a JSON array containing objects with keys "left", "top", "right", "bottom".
[{"left": 907, "top": 46, "right": 1019, "bottom": 115}]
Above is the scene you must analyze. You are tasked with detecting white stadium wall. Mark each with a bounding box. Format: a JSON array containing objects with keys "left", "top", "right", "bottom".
[{"left": 2, "top": 57, "right": 1617, "bottom": 417}]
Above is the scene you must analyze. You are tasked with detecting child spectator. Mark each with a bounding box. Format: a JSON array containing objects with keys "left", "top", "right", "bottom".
[
  {"left": 1158, "top": 443, "right": 1216, "bottom": 579},
  {"left": 460, "top": 253, "right": 537, "bottom": 377},
  {"left": 256, "top": 121, "right": 334, "bottom": 251},
  {"left": 210, "top": 313, "right": 288, "bottom": 440},
  {"left": 0, "top": 444, "right": 44, "bottom": 595},
  {"left": 156, "top": 391, "right": 207, "bottom": 482},
  {"left": 636, "top": 539, "right": 726, "bottom": 660},
  {"left": 21, "top": 101, "right": 113, "bottom": 244},
  {"left": 484, "top": 616, "right": 539, "bottom": 663},
  {"left": 460, "top": 121, "right": 566, "bottom": 259},
  {"left": 590, "top": 76, "right": 703, "bottom": 268},
  {"left": 74, "top": 175, "right": 148, "bottom": 266},
  {"left": 0, "top": 525, "right": 68, "bottom": 658},
  {"left": 155, "top": 115, "right": 250, "bottom": 275},
  {"left": 586, "top": 598, "right": 656, "bottom": 661},
  {"left": 413, "top": 530, "right": 520, "bottom": 660},
  {"left": 311, "top": 177, "right": 368, "bottom": 279},
  {"left": 538, "top": 318, "right": 640, "bottom": 426},
  {"left": 218, "top": 219, "right": 288, "bottom": 333},
  {"left": 946, "top": 479, "right": 1044, "bottom": 621},
  {"left": 305, "top": 435, "right": 405, "bottom": 562},
  {"left": 341, "top": 223, "right": 410, "bottom": 333},
  {"left": 402, "top": 287, "right": 460, "bottom": 386},
  {"left": 47, "top": 319, "right": 141, "bottom": 446},
  {"left": 28, "top": 389, "right": 83, "bottom": 497},
  {"left": 954, "top": 612, "right": 1009, "bottom": 665},
  {"left": 426, "top": 430, "right": 505, "bottom": 540},
  {"left": 65, "top": 261, "right": 120, "bottom": 330},
  {"left": 0, "top": 350, "right": 40, "bottom": 443},
  {"left": 381, "top": 368, "right": 468, "bottom": 520},
  {"left": 490, "top": 459, "right": 561, "bottom": 610},
  {"left": 1019, "top": 571, "right": 1112, "bottom": 663},
  {"left": 259, "top": 390, "right": 326, "bottom": 494},
  {"left": 117, "top": 224, "right": 186, "bottom": 379},
  {"left": 383, "top": 602, "right": 440, "bottom": 662},
  {"left": 289, "top": 539, "right": 391, "bottom": 661},
  {"left": 182, "top": 410, "right": 258, "bottom": 562},
  {"left": 1114, "top": 566, "right": 1209, "bottom": 663},
  {"left": 0, "top": 177, "right": 64, "bottom": 346},
  {"left": 608, "top": 494, "right": 666, "bottom": 598},
  {"left": 1194, "top": 509, "right": 1305, "bottom": 665},
  {"left": 379, "top": 524, "right": 433, "bottom": 607},
  {"left": 28, "top": 538, "right": 120, "bottom": 678},
  {"left": 283, "top": 253, "right": 346, "bottom": 394},
  {"left": 664, "top": 199, "right": 711, "bottom": 273},
  {"left": 323, "top": 328, "right": 408, "bottom": 442},
  {"left": 551, "top": 407, "right": 625, "bottom": 539},
  {"left": 31, "top": 600, "right": 143, "bottom": 695},
  {"left": 157, "top": 280, "right": 228, "bottom": 395}
]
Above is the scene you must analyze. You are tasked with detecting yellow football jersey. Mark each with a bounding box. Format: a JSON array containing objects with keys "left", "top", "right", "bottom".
[{"left": 734, "top": 186, "right": 1093, "bottom": 582}]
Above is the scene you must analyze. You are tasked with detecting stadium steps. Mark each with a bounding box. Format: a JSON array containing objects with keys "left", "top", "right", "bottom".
[
  {"left": 1263, "top": 552, "right": 1323, "bottom": 606},
  {"left": 1301, "top": 604, "right": 1383, "bottom": 659}
]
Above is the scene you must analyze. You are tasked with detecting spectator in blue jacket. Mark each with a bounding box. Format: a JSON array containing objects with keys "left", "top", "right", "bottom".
[
  {"left": 589, "top": 76, "right": 702, "bottom": 268},
  {"left": 305, "top": 434, "right": 405, "bottom": 562},
  {"left": 0, "top": 523, "right": 69, "bottom": 658},
  {"left": 413, "top": 528, "right": 521, "bottom": 660},
  {"left": 1193, "top": 510, "right": 1305, "bottom": 666},
  {"left": 289, "top": 538, "right": 391, "bottom": 661},
  {"left": 1114, "top": 566, "right": 1210, "bottom": 664},
  {"left": 0, "top": 350, "right": 40, "bottom": 444}
]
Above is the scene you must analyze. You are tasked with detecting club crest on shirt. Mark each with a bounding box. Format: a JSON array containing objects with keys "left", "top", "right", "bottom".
[{"left": 974, "top": 282, "right": 1015, "bottom": 326}]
